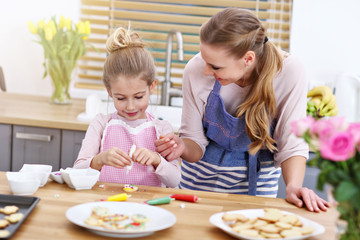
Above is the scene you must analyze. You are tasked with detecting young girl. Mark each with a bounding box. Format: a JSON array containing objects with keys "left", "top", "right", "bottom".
[
  {"left": 74, "top": 27, "right": 180, "bottom": 188},
  {"left": 156, "top": 8, "right": 329, "bottom": 211}
]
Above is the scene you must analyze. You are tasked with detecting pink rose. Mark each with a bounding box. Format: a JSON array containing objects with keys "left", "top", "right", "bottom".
[
  {"left": 348, "top": 122, "right": 360, "bottom": 145},
  {"left": 328, "top": 116, "right": 348, "bottom": 131},
  {"left": 311, "top": 118, "right": 334, "bottom": 140},
  {"left": 290, "top": 116, "right": 315, "bottom": 137},
  {"left": 320, "top": 131, "right": 356, "bottom": 161}
]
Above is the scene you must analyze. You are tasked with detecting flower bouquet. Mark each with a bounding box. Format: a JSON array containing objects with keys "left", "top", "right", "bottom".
[
  {"left": 291, "top": 116, "right": 360, "bottom": 239},
  {"left": 27, "top": 16, "right": 90, "bottom": 104}
]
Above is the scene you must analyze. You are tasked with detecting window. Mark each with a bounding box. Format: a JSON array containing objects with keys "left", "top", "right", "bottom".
[{"left": 73, "top": 0, "right": 292, "bottom": 97}]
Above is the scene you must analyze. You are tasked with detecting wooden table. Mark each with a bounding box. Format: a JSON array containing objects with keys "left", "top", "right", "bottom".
[{"left": 0, "top": 172, "right": 337, "bottom": 239}]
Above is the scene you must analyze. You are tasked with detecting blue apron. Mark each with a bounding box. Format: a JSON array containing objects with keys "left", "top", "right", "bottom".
[{"left": 179, "top": 81, "right": 280, "bottom": 196}]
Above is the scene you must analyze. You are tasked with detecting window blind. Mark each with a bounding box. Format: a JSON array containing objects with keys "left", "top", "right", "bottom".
[{"left": 75, "top": 0, "right": 292, "bottom": 94}]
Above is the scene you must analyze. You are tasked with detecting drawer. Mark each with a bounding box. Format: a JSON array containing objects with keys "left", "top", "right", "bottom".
[{"left": 12, "top": 125, "right": 61, "bottom": 171}]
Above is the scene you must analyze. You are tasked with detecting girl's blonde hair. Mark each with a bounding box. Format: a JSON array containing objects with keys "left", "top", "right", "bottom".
[
  {"left": 200, "top": 8, "right": 282, "bottom": 155},
  {"left": 103, "top": 27, "right": 156, "bottom": 89}
]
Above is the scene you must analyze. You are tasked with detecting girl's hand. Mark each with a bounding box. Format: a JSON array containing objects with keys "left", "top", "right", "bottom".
[
  {"left": 92, "top": 147, "right": 132, "bottom": 170},
  {"left": 285, "top": 184, "right": 330, "bottom": 212},
  {"left": 154, "top": 133, "right": 185, "bottom": 161},
  {"left": 132, "top": 148, "right": 161, "bottom": 168}
]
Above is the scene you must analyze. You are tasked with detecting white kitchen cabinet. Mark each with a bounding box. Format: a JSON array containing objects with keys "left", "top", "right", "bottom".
[{"left": 0, "top": 124, "right": 12, "bottom": 171}]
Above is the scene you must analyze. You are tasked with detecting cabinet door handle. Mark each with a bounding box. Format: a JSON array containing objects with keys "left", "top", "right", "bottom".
[{"left": 15, "top": 132, "right": 52, "bottom": 142}]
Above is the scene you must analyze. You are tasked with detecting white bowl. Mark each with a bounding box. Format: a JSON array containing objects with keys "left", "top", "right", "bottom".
[
  {"left": 6, "top": 172, "right": 41, "bottom": 195},
  {"left": 50, "top": 170, "right": 65, "bottom": 184},
  {"left": 60, "top": 168, "right": 100, "bottom": 190},
  {"left": 19, "top": 164, "right": 52, "bottom": 187}
]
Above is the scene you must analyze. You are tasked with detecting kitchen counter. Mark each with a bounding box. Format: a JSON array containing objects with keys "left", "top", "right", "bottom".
[
  {"left": 0, "top": 92, "right": 89, "bottom": 131},
  {"left": 0, "top": 172, "right": 337, "bottom": 240}
]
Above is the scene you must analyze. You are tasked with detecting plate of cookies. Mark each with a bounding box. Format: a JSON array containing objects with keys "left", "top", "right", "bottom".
[
  {"left": 209, "top": 208, "right": 325, "bottom": 240},
  {"left": 66, "top": 201, "right": 176, "bottom": 238}
]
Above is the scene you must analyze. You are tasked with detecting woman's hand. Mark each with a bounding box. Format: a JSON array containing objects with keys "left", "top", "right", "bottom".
[
  {"left": 154, "top": 133, "right": 185, "bottom": 161},
  {"left": 132, "top": 148, "right": 161, "bottom": 168},
  {"left": 91, "top": 147, "right": 131, "bottom": 170},
  {"left": 285, "top": 184, "right": 330, "bottom": 212}
]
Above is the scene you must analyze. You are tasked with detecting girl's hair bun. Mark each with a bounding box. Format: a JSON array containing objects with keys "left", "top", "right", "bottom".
[{"left": 106, "top": 27, "right": 144, "bottom": 53}]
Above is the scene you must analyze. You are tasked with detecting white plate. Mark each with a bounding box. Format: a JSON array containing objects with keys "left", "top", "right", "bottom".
[
  {"left": 66, "top": 201, "right": 176, "bottom": 238},
  {"left": 209, "top": 209, "right": 325, "bottom": 240}
]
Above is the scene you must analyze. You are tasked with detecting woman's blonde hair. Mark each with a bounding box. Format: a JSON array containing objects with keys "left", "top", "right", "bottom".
[
  {"left": 103, "top": 26, "right": 156, "bottom": 89},
  {"left": 200, "top": 8, "right": 282, "bottom": 155}
]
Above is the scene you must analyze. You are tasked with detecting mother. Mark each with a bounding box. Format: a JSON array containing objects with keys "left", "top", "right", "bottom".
[{"left": 156, "top": 8, "right": 328, "bottom": 212}]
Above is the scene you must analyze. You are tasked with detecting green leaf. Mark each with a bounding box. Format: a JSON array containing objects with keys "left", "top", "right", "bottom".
[
  {"left": 355, "top": 170, "right": 360, "bottom": 185},
  {"left": 328, "top": 169, "right": 351, "bottom": 183},
  {"left": 335, "top": 181, "right": 358, "bottom": 201}
]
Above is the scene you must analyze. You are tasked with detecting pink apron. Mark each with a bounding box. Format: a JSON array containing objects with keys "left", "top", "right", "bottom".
[{"left": 99, "top": 112, "right": 162, "bottom": 187}]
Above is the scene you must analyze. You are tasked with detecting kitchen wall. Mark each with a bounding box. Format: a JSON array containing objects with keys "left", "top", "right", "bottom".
[
  {"left": 291, "top": 0, "right": 360, "bottom": 122},
  {"left": 0, "top": 0, "right": 80, "bottom": 96},
  {"left": 290, "top": 0, "right": 360, "bottom": 87},
  {"left": 1, "top": 0, "right": 359, "bottom": 99}
]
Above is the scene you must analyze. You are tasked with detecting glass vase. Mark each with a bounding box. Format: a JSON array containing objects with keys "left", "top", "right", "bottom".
[{"left": 46, "top": 59, "right": 77, "bottom": 104}]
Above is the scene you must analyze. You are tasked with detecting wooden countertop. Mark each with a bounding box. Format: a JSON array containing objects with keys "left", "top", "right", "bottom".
[
  {"left": 0, "top": 172, "right": 337, "bottom": 240},
  {"left": 0, "top": 92, "right": 89, "bottom": 131}
]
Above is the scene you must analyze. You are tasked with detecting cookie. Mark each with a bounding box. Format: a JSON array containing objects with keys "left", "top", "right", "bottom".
[
  {"left": 258, "top": 208, "right": 282, "bottom": 222},
  {"left": 280, "top": 229, "right": 302, "bottom": 238},
  {"left": 260, "top": 231, "right": 282, "bottom": 239},
  {"left": 279, "top": 214, "right": 299, "bottom": 225},
  {"left": 0, "top": 230, "right": 10, "bottom": 238},
  {"left": 5, "top": 213, "right": 24, "bottom": 223},
  {"left": 132, "top": 214, "right": 149, "bottom": 223},
  {"left": 247, "top": 218, "right": 258, "bottom": 225},
  {"left": 259, "top": 224, "right": 280, "bottom": 233},
  {"left": 231, "top": 223, "right": 253, "bottom": 232},
  {"left": 252, "top": 219, "right": 268, "bottom": 229},
  {"left": 0, "top": 220, "right": 9, "bottom": 229},
  {"left": 294, "top": 219, "right": 303, "bottom": 227},
  {"left": 102, "top": 213, "right": 128, "bottom": 222},
  {"left": 85, "top": 216, "right": 103, "bottom": 226},
  {"left": 222, "top": 213, "right": 248, "bottom": 222},
  {"left": 126, "top": 222, "right": 146, "bottom": 230},
  {"left": 0, "top": 205, "right": 19, "bottom": 215},
  {"left": 91, "top": 206, "right": 109, "bottom": 218},
  {"left": 300, "top": 225, "right": 314, "bottom": 235},
  {"left": 238, "top": 229, "right": 262, "bottom": 238},
  {"left": 102, "top": 221, "right": 126, "bottom": 230},
  {"left": 275, "top": 221, "right": 292, "bottom": 230},
  {"left": 123, "top": 184, "right": 138, "bottom": 193}
]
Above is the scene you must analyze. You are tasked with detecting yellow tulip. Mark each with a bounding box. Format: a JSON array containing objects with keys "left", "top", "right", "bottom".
[
  {"left": 84, "top": 21, "right": 91, "bottom": 35},
  {"left": 65, "top": 18, "right": 72, "bottom": 31},
  {"left": 44, "top": 26, "right": 54, "bottom": 41},
  {"left": 37, "top": 19, "right": 46, "bottom": 29},
  {"left": 27, "top": 21, "right": 37, "bottom": 34},
  {"left": 58, "top": 16, "right": 66, "bottom": 29},
  {"left": 76, "top": 21, "right": 85, "bottom": 34},
  {"left": 48, "top": 20, "right": 57, "bottom": 35},
  {"left": 83, "top": 21, "right": 91, "bottom": 40}
]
